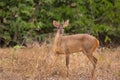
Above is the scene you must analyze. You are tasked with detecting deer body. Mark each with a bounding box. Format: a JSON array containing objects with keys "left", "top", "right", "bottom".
[
  {"left": 53, "top": 34, "right": 99, "bottom": 54},
  {"left": 51, "top": 20, "right": 99, "bottom": 79}
]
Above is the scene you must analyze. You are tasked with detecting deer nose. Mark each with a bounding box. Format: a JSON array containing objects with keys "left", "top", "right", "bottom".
[
  {"left": 59, "top": 29, "right": 63, "bottom": 34},
  {"left": 58, "top": 26, "right": 63, "bottom": 34}
]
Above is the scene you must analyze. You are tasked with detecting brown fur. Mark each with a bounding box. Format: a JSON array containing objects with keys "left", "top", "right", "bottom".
[
  {"left": 51, "top": 20, "right": 99, "bottom": 79},
  {"left": 53, "top": 34, "right": 99, "bottom": 55}
]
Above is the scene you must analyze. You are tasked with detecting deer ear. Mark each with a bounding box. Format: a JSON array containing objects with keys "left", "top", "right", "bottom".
[
  {"left": 53, "top": 20, "right": 59, "bottom": 28},
  {"left": 63, "top": 20, "right": 69, "bottom": 28}
]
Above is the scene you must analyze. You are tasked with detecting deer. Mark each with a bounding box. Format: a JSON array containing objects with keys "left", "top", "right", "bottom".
[{"left": 50, "top": 20, "right": 99, "bottom": 79}]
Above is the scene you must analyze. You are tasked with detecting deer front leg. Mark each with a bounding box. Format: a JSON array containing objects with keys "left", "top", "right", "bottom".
[
  {"left": 66, "top": 53, "right": 70, "bottom": 77},
  {"left": 47, "top": 53, "right": 58, "bottom": 76}
]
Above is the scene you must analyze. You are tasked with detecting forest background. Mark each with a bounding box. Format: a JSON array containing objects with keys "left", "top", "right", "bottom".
[{"left": 0, "top": 0, "right": 120, "bottom": 47}]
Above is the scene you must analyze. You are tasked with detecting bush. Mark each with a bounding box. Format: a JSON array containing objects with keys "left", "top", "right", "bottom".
[{"left": 0, "top": 0, "right": 120, "bottom": 47}]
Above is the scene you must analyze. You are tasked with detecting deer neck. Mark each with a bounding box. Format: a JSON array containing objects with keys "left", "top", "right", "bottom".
[
  {"left": 53, "top": 30, "right": 63, "bottom": 53},
  {"left": 54, "top": 30, "right": 63, "bottom": 47}
]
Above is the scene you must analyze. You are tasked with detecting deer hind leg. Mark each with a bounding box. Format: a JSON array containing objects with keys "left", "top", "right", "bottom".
[
  {"left": 89, "top": 56, "right": 97, "bottom": 78},
  {"left": 82, "top": 50, "right": 97, "bottom": 79}
]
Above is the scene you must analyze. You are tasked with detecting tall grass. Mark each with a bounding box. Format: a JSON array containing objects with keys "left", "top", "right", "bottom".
[{"left": 0, "top": 43, "right": 120, "bottom": 80}]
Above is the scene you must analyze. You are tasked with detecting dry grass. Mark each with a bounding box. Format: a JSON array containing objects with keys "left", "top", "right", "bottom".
[{"left": 0, "top": 43, "right": 120, "bottom": 80}]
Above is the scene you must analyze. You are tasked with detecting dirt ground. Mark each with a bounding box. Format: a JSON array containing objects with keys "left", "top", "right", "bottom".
[{"left": 0, "top": 43, "right": 120, "bottom": 80}]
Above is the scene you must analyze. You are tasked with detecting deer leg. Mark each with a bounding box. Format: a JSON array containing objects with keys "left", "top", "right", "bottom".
[
  {"left": 66, "top": 53, "right": 70, "bottom": 77},
  {"left": 91, "top": 56, "right": 97, "bottom": 77},
  {"left": 82, "top": 50, "right": 97, "bottom": 79},
  {"left": 87, "top": 55, "right": 97, "bottom": 79},
  {"left": 47, "top": 53, "right": 58, "bottom": 75}
]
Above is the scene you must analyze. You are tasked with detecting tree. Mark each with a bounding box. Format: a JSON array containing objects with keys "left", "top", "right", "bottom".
[{"left": 0, "top": 0, "right": 120, "bottom": 47}]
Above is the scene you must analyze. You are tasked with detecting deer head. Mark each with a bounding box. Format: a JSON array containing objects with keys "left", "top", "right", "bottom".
[{"left": 53, "top": 20, "right": 69, "bottom": 34}]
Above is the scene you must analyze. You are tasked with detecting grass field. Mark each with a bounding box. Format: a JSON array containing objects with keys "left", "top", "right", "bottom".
[{"left": 0, "top": 43, "right": 120, "bottom": 80}]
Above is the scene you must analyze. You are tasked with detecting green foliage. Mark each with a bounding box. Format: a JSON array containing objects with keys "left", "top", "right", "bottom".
[{"left": 0, "top": 0, "right": 120, "bottom": 47}]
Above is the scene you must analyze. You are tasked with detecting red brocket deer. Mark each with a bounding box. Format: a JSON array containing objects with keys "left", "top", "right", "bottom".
[{"left": 51, "top": 20, "right": 99, "bottom": 79}]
